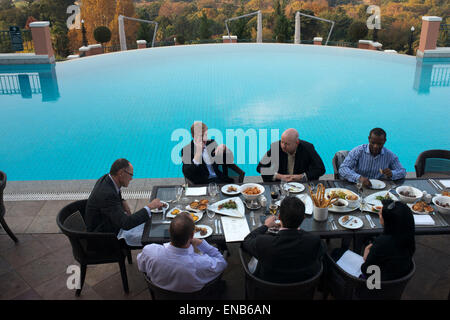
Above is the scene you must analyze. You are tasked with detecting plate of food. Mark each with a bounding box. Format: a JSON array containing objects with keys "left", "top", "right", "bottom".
[
  {"left": 338, "top": 215, "right": 364, "bottom": 229},
  {"left": 275, "top": 194, "right": 313, "bottom": 215},
  {"left": 186, "top": 199, "right": 209, "bottom": 212},
  {"left": 208, "top": 197, "right": 245, "bottom": 218},
  {"left": 150, "top": 201, "right": 169, "bottom": 213},
  {"left": 325, "top": 188, "right": 360, "bottom": 212},
  {"left": 396, "top": 186, "right": 423, "bottom": 203},
  {"left": 166, "top": 208, "right": 203, "bottom": 222},
  {"left": 194, "top": 225, "right": 213, "bottom": 239},
  {"left": 369, "top": 179, "right": 386, "bottom": 190},
  {"left": 363, "top": 191, "right": 398, "bottom": 211},
  {"left": 283, "top": 182, "right": 305, "bottom": 193},
  {"left": 407, "top": 201, "right": 434, "bottom": 215},
  {"left": 240, "top": 183, "right": 265, "bottom": 200},
  {"left": 221, "top": 184, "right": 241, "bottom": 196}
]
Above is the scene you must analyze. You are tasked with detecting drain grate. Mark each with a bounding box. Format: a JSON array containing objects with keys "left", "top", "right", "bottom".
[{"left": 4, "top": 190, "right": 152, "bottom": 201}]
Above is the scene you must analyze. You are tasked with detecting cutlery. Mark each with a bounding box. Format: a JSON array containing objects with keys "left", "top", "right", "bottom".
[
  {"left": 366, "top": 214, "right": 375, "bottom": 228},
  {"left": 250, "top": 211, "right": 256, "bottom": 226},
  {"left": 217, "top": 219, "right": 222, "bottom": 234},
  {"left": 332, "top": 220, "right": 338, "bottom": 230},
  {"left": 431, "top": 179, "right": 443, "bottom": 191},
  {"left": 214, "top": 219, "right": 218, "bottom": 234}
]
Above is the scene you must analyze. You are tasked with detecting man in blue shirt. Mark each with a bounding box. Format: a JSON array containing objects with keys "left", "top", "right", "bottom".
[{"left": 339, "top": 128, "right": 406, "bottom": 187}]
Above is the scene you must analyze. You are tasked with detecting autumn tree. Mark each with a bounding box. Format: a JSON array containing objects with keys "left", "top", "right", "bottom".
[
  {"left": 80, "top": 0, "right": 115, "bottom": 45},
  {"left": 110, "top": 0, "right": 138, "bottom": 47}
]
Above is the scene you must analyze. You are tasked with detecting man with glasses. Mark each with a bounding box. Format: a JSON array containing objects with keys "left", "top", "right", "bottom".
[
  {"left": 339, "top": 128, "right": 406, "bottom": 187},
  {"left": 85, "top": 158, "right": 164, "bottom": 234}
]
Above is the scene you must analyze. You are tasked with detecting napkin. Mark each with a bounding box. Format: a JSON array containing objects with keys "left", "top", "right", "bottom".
[
  {"left": 413, "top": 215, "right": 435, "bottom": 225},
  {"left": 117, "top": 223, "right": 145, "bottom": 247},
  {"left": 185, "top": 187, "right": 207, "bottom": 196},
  {"left": 336, "top": 250, "right": 364, "bottom": 278},
  {"left": 439, "top": 180, "right": 450, "bottom": 189}
]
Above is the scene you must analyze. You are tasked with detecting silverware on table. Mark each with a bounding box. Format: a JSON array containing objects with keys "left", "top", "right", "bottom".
[
  {"left": 217, "top": 219, "right": 222, "bottom": 234},
  {"left": 366, "top": 214, "right": 375, "bottom": 228},
  {"left": 429, "top": 179, "right": 442, "bottom": 191},
  {"left": 250, "top": 211, "right": 256, "bottom": 226},
  {"left": 214, "top": 219, "right": 218, "bottom": 234}
]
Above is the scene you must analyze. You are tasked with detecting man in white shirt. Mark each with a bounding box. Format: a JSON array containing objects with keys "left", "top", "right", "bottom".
[{"left": 137, "top": 212, "right": 228, "bottom": 293}]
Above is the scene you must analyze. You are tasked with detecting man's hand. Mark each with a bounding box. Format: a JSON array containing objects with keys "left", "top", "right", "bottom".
[
  {"left": 276, "top": 173, "right": 290, "bottom": 181},
  {"left": 380, "top": 168, "right": 392, "bottom": 179},
  {"left": 191, "top": 237, "right": 203, "bottom": 247},
  {"left": 193, "top": 136, "right": 204, "bottom": 164},
  {"left": 286, "top": 174, "right": 304, "bottom": 182},
  {"left": 122, "top": 200, "right": 132, "bottom": 215},
  {"left": 363, "top": 243, "right": 373, "bottom": 261},
  {"left": 264, "top": 215, "right": 278, "bottom": 228},
  {"left": 147, "top": 198, "right": 164, "bottom": 210},
  {"left": 359, "top": 176, "right": 372, "bottom": 188}
]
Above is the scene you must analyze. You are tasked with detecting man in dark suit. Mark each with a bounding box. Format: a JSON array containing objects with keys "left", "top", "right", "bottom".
[
  {"left": 85, "top": 158, "right": 164, "bottom": 235},
  {"left": 181, "top": 121, "right": 234, "bottom": 185},
  {"left": 257, "top": 128, "right": 325, "bottom": 182},
  {"left": 242, "top": 196, "right": 325, "bottom": 283}
]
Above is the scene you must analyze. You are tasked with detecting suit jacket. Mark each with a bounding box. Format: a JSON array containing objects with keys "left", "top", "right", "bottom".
[
  {"left": 242, "top": 226, "right": 325, "bottom": 283},
  {"left": 84, "top": 174, "right": 149, "bottom": 235},
  {"left": 256, "top": 140, "right": 325, "bottom": 182},
  {"left": 181, "top": 140, "right": 233, "bottom": 185},
  {"left": 361, "top": 234, "right": 414, "bottom": 281}
]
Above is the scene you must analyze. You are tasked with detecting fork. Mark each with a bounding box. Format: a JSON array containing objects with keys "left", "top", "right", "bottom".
[{"left": 328, "top": 216, "right": 336, "bottom": 230}]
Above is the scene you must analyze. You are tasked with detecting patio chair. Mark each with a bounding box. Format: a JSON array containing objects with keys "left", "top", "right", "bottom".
[
  {"left": 414, "top": 149, "right": 450, "bottom": 178},
  {"left": 143, "top": 272, "right": 225, "bottom": 300},
  {"left": 332, "top": 150, "right": 349, "bottom": 180},
  {"left": 56, "top": 200, "right": 132, "bottom": 296},
  {"left": 0, "top": 171, "right": 18, "bottom": 243},
  {"left": 239, "top": 248, "right": 323, "bottom": 300},
  {"left": 184, "top": 163, "right": 245, "bottom": 186},
  {"left": 323, "top": 252, "right": 415, "bottom": 300}
]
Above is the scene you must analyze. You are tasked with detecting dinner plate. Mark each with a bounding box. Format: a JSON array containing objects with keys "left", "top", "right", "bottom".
[
  {"left": 166, "top": 207, "right": 203, "bottom": 222},
  {"left": 185, "top": 200, "right": 209, "bottom": 212},
  {"left": 208, "top": 197, "right": 245, "bottom": 218},
  {"left": 362, "top": 191, "right": 398, "bottom": 213},
  {"left": 194, "top": 225, "right": 213, "bottom": 239},
  {"left": 338, "top": 215, "right": 364, "bottom": 229},
  {"left": 276, "top": 194, "right": 313, "bottom": 215},
  {"left": 150, "top": 201, "right": 169, "bottom": 213},
  {"left": 407, "top": 202, "right": 434, "bottom": 215},
  {"left": 324, "top": 188, "right": 360, "bottom": 213},
  {"left": 369, "top": 179, "right": 386, "bottom": 190},
  {"left": 283, "top": 182, "right": 305, "bottom": 193},
  {"left": 221, "top": 184, "right": 241, "bottom": 196}
]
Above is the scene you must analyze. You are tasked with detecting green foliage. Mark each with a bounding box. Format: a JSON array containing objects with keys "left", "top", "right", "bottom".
[
  {"left": 93, "top": 26, "right": 112, "bottom": 44},
  {"left": 347, "top": 21, "right": 368, "bottom": 42},
  {"left": 273, "top": 0, "right": 291, "bottom": 42},
  {"left": 199, "top": 11, "right": 211, "bottom": 40}
]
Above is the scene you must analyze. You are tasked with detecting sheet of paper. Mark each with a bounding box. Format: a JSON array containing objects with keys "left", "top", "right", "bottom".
[
  {"left": 185, "top": 187, "right": 207, "bottom": 196},
  {"left": 439, "top": 180, "right": 450, "bottom": 188},
  {"left": 221, "top": 216, "right": 250, "bottom": 242},
  {"left": 117, "top": 222, "right": 145, "bottom": 247},
  {"left": 413, "top": 215, "right": 435, "bottom": 225},
  {"left": 336, "top": 250, "right": 365, "bottom": 278}
]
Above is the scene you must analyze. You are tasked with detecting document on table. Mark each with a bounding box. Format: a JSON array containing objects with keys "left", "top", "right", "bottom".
[
  {"left": 221, "top": 216, "right": 250, "bottom": 242},
  {"left": 439, "top": 180, "right": 450, "bottom": 189},
  {"left": 336, "top": 250, "right": 365, "bottom": 278},
  {"left": 117, "top": 223, "right": 145, "bottom": 247},
  {"left": 185, "top": 187, "right": 207, "bottom": 196},
  {"left": 413, "top": 214, "right": 435, "bottom": 225}
]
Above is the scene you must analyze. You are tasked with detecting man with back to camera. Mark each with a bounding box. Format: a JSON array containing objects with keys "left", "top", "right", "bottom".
[
  {"left": 339, "top": 128, "right": 406, "bottom": 187},
  {"left": 137, "top": 212, "right": 228, "bottom": 293},
  {"left": 85, "top": 158, "right": 164, "bottom": 234},
  {"left": 257, "top": 128, "right": 326, "bottom": 182},
  {"left": 242, "top": 196, "right": 325, "bottom": 283}
]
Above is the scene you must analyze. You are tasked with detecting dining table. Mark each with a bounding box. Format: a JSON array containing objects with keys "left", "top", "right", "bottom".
[{"left": 141, "top": 178, "right": 450, "bottom": 253}]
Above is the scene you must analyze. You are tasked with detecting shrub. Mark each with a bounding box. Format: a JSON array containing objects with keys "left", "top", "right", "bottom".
[{"left": 93, "top": 26, "right": 111, "bottom": 44}]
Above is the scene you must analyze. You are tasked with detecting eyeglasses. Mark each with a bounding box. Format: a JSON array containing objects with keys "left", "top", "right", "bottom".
[{"left": 123, "top": 169, "right": 134, "bottom": 177}]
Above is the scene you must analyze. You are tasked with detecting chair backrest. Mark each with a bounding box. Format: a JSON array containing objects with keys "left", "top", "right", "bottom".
[
  {"left": 325, "top": 253, "right": 415, "bottom": 300},
  {"left": 414, "top": 149, "right": 450, "bottom": 178},
  {"left": 332, "top": 150, "right": 349, "bottom": 180},
  {"left": 143, "top": 273, "right": 223, "bottom": 300},
  {"left": 218, "top": 163, "right": 245, "bottom": 183},
  {"left": 56, "top": 200, "right": 124, "bottom": 264},
  {"left": 0, "top": 171, "right": 6, "bottom": 217},
  {"left": 239, "top": 248, "right": 323, "bottom": 300}
]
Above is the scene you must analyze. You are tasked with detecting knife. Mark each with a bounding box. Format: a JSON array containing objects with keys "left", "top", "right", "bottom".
[
  {"left": 218, "top": 219, "right": 222, "bottom": 234},
  {"left": 430, "top": 179, "right": 443, "bottom": 191},
  {"left": 366, "top": 215, "right": 375, "bottom": 228}
]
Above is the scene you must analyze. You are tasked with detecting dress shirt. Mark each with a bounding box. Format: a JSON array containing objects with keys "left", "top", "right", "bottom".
[
  {"left": 287, "top": 151, "right": 296, "bottom": 175},
  {"left": 108, "top": 174, "right": 151, "bottom": 216},
  {"left": 193, "top": 147, "right": 217, "bottom": 179},
  {"left": 137, "top": 240, "right": 227, "bottom": 293},
  {"left": 339, "top": 144, "right": 406, "bottom": 183}
]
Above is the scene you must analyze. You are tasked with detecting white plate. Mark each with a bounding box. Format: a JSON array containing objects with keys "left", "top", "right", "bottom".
[
  {"left": 194, "top": 225, "right": 213, "bottom": 239},
  {"left": 369, "top": 179, "right": 386, "bottom": 190},
  {"left": 407, "top": 202, "right": 434, "bottom": 215},
  {"left": 208, "top": 197, "right": 245, "bottom": 218},
  {"left": 275, "top": 194, "right": 313, "bottom": 215},
  {"left": 338, "top": 215, "right": 364, "bottom": 229},
  {"left": 221, "top": 184, "right": 241, "bottom": 196},
  {"left": 284, "top": 182, "right": 305, "bottom": 193},
  {"left": 166, "top": 207, "right": 203, "bottom": 222},
  {"left": 324, "top": 188, "right": 360, "bottom": 213},
  {"left": 150, "top": 201, "right": 169, "bottom": 213},
  {"left": 362, "top": 191, "right": 398, "bottom": 213}
]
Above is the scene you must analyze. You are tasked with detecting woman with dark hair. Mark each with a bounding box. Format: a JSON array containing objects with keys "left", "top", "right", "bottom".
[{"left": 361, "top": 199, "right": 415, "bottom": 281}]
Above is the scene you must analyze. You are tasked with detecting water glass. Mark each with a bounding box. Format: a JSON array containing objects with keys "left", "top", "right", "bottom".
[
  {"left": 208, "top": 183, "right": 218, "bottom": 198},
  {"left": 280, "top": 181, "right": 288, "bottom": 199},
  {"left": 175, "top": 186, "right": 183, "bottom": 202},
  {"left": 207, "top": 209, "right": 215, "bottom": 220},
  {"left": 270, "top": 185, "right": 280, "bottom": 202},
  {"left": 356, "top": 181, "right": 365, "bottom": 210}
]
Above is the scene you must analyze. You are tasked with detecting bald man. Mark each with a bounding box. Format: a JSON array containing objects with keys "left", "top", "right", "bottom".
[{"left": 257, "top": 129, "right": 325, "bottom": 182}]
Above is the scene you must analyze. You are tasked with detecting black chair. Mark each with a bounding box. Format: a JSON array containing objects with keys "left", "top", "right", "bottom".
[
  {"left": 0, "top": 171, "right": 18, "bottom": 243},
  {"left": 143, "top": 272, "right": 224, "bottom": 300},
  {"left": 323, "top": 252, "right": 415, "bottom": 300},
  {"left": 56, "top": 200, "right": 132, "bottom": 296},
  {"left": 239, "top": 248, "right": 323, "bottom": 300},
  {"left": 332, "top": 150, "right": 349, "bottom": 180},
  {"left": 414, "top": 149, "right": 450, "bottom": 178},
  {"left": 184, "top": 163, "right": 246, "bottom": 186}
]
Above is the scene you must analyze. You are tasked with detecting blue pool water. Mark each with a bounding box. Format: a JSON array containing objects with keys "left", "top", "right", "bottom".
[{"left": 1, "top": 44, "right": 449, "bottom": 181}]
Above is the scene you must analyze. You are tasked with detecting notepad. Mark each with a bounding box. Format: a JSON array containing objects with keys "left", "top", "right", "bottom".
[
  {"left": 413, "top": 215, "right": 435, "bottom": 225},
  {"left": 185, "top": 187, "right": 207, "bottom": 196},
  {"left": 336, "top": 250, "right": 364, "bottom": 277}
]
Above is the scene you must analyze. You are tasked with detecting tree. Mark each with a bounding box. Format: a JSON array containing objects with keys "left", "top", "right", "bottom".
[
  {"left": 273, "top": 0, "right": 290, "bottom": 42},
  {"left": 347, "top": 21, "right": 368, "bottom": 42},
  {"left": 199, "top": 11, "right": 211, "bottom": 40},
  {"left": 94, "top": 26, "right": 112, "bottom": 45}
]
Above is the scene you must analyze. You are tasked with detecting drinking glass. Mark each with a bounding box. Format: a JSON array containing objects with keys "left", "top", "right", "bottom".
[
  {"left": 181, "top": 183, "right": 189, "bottom": 202},
  {"left": 175, "top": 186, "right": 183, "bottom": 204},
  {"left": 356, "top": 181, "right": 365, "bottom": 210},
  {"left": 208, "top": 183, "right": 218, "bottom": 199},
  {"left": 280, "top": 181, "right": 288, "bottom": 200},
  {"left": 207, "top": 209, "right": 215, "bottom": 220},
  {"left": 268, "top": 203, "right": 280, "bottom": 233},
  {"left": 270, "top": 185, "right": 280, "bottom": 203}
]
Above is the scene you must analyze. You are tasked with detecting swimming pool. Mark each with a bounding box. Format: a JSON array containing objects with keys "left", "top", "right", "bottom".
[{"left": 1, "top": 44, "right": 449, "bottom": 181}]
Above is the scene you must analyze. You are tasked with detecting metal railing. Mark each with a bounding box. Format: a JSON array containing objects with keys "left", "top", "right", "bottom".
[
  {"left": 0, "top": 29, "right": 34, "bottom": 53},
  {"left": 431, "top": 65, "right": 450, "bottom": 87},
  {"left": 0, "top": 73, "right": 41, "bottom": 95}
]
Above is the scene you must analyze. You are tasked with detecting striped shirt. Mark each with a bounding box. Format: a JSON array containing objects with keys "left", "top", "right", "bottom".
[{"left": 339, "top": 144, "right": 406, "bottom": 183}]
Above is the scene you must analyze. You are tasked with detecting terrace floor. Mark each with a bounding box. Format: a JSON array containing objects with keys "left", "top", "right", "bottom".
[{"left": 1, "top": 176, "right": 449, "bottom": 300}]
